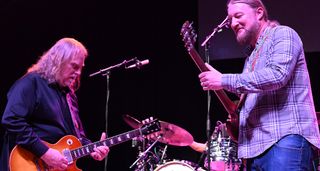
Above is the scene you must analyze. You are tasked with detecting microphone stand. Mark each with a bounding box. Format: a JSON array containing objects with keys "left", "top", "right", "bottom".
[
  {"left": 89, "top": 57, "right": 137, "bottom": 171},
  {"left": 89, "top": 57, "right": 137, "bottom": 77},
  {"left": 204, "top": 41, "right": 212, "bottom": 171},
  {"left": 200, "top": 16, "right": 229, "bottom": 171},
  {"left": 104, "top": 71, "right": 110, "bottom": 171}
]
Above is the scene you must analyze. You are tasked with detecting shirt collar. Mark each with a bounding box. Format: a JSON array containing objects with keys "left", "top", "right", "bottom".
[{"left": 49, "top": 82, "right": 71, "bottom": 94}]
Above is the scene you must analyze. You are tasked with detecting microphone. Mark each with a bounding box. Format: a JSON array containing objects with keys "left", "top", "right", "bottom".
[
  {"left": 217, "top": 16, "right": 230, "bottom": 30},
  {"left": 201, "top": 16, "right": 230, "bottom": 46},
  {"left": 126, "top": 59, "right": 149, "bottom": 69}
]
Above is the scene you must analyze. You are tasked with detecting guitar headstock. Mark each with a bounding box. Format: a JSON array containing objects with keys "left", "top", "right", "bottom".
[
  {"left": 180, "top": 21, "right": 197, "bottom": 52},
  {"left": 140, "top": 119, "right": 161, "bottom": 136}
]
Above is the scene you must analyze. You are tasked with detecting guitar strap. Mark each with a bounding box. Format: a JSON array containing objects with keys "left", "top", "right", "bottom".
[
  {"left": 54, "top": 87, "right": 78, "bottom": 137},
  {"left": 66, "top": 92, "right": 81, "bottom": 139},
  {"left": 237, "top": 94, "right": 247, "bottom": 113},
  {"left": 236, "top": 27, "right": 273, "bottom": 112}
]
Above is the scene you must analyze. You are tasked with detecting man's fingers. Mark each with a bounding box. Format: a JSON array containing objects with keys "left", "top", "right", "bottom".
[{"left": 100, "top": 132, "right": 107, "bottom": 140}]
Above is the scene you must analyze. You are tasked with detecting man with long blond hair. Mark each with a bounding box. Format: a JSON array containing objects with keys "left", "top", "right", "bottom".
[{"left": 1, "top": 38, "right": 109, "bottom": 171}]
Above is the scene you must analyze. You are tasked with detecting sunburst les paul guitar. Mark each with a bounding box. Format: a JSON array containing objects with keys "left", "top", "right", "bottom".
[
  {"left": 9, "top": 120, "right": 161, "bottom": 171},
  {"left": 180, "top": 21, "right": 239, "bottom": 142}
]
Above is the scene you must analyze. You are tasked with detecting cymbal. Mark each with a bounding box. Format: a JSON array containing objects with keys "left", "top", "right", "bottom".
[
  {"left": 156, "top": 121, "right": 194, "bottom": 146},
  {"left": 123, "top": 115, "right": 193, "bottom": 146},
  {"left": 122, "top": 114, "right": 142, "bottom": 129}
]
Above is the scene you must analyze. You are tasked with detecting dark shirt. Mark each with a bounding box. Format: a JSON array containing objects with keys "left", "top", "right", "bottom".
[{"left": 1, "top": 72, "right": 90, "bottom": 171}]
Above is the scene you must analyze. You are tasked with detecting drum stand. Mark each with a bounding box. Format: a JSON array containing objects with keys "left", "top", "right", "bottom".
[{"left": 130, "top": 135, "right": 162, "bottom": 170}]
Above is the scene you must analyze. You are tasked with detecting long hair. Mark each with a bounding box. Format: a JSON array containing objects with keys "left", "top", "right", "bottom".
[
  {"left": 28, "top": 38, "right": 88, "bottom": 85},
  {"left": 227, "top": 0, "right": 269, "bottom": 21}
]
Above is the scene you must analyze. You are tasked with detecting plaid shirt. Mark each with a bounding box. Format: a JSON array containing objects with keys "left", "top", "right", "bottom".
[{"left": 221, "top": 25, "right": 320, "bottom": 159}]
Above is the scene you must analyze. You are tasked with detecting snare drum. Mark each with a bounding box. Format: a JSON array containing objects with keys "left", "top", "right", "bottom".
[
  {"left": 155, "top": 160, "right": 195, "bottom": 171},
  {"left": 207, "top": 160, "right": 240, "bottom": 171},
  {"left": 205, "top": 137, "right": 241, "bottom": 171}
]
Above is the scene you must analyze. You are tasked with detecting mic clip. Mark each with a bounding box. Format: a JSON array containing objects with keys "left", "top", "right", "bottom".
[
  {"left": 125, "top": 58, "right": 149, "bottom": 69},
  {"left": 201, "top": 16, "right": 230, "bottom": 47}
]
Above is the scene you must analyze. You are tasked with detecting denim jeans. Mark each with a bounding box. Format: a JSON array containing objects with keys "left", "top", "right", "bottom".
[{"left": 246, "top": 134, "right": 317, "bottom": 171}]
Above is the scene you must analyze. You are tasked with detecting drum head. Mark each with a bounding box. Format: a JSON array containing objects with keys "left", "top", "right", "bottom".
[{"left": 155, "top": 161, "right": 195, "bottom": 171}]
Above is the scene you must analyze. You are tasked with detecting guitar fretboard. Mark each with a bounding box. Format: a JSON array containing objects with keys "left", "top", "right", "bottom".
[{"left": 71, "top": 129, "right": 142, "bottom": 160}]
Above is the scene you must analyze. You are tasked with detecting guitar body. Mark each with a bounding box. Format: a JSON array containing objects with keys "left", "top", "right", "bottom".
[
  {"left": 9, "top": 120, "right": 161, "bottom": 171},
  {"left": 226, "top": 115, "right": 239, "bottom": 142},
  {"left": 10, "top": 135, "right": 82, "bottom": 171}
]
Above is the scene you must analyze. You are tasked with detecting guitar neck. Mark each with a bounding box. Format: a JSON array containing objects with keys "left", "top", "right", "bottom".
[
  {"left": 71, "top": 129, "right": 142, "bottom": 160},
  {"left": 189, "top": 48, "right": 209, "bottom": 72},
  {"left": 189, "top": 48, "right": 238, "bottom": 115}
]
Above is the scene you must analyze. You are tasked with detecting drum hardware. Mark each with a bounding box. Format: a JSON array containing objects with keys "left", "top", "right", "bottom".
[
  {"left": 123, "top": 115, "right": 164, "bottom": 170},
  {"left": 134, "top": 150, "right": 159, "bottom": 171},
  {"left": 131, "top": 137, "right": 149, "bottom": 171},
  {"left": 159, "top": 145, "right": 168, "bottom": 164},
  {"left": 134, "top": 145, "right": 165, "bottom": 171},
  {"left": 195, "top": 150, "right": 206, "bottom": 171},
  {"left": 130, "top": 135, "right": 163, "bottom": 170},
  {"left": 123, "top": 114, "right": 196, "bottom": 170}
]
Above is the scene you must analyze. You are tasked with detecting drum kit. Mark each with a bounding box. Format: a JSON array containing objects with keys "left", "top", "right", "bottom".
[
  {"left": 123, "top": 115, "right": 242, "bottom": 171},
  {"left": 204, "top": 121, "right": 241, "bottom": 171}
]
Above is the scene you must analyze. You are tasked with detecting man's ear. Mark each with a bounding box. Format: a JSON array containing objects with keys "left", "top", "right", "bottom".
[{"left": 256, "top": 7, "right": 265, "bottom": 21}]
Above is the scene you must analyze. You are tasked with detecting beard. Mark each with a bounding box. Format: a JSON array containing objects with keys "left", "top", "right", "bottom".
[{"left": 236, "top": 21, "right": 260, "bottom": 46}]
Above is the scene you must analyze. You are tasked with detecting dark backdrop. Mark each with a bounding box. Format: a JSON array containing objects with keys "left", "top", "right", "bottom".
[
  {"left": 198, "top": 0, "right": 320, "bottom": 60},
  {"left": 0, "top": 0, "right": 319, "bottom": 170}
]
